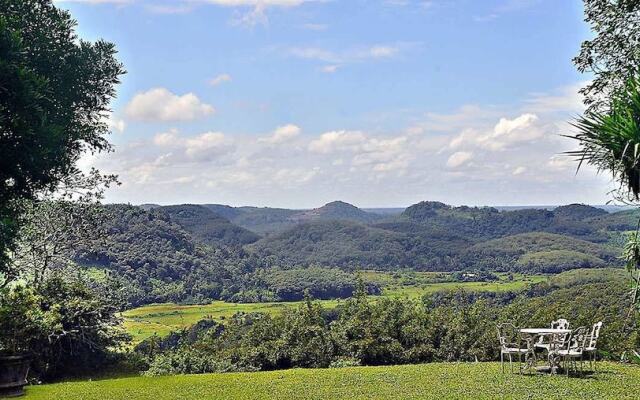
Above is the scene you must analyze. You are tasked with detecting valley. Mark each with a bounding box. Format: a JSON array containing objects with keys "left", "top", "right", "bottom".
[{"left": 123, "top": 271, "right": 546, "bottom": 343}]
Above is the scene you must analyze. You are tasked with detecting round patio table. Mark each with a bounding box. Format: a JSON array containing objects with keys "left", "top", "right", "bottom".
[{"left": 519, "top": 328, "right": 571, "bottom": 374}]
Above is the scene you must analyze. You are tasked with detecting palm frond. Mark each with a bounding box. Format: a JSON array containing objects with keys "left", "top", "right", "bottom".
[{"left": 565, "top": 75, "right": 640, "bottom": 199}]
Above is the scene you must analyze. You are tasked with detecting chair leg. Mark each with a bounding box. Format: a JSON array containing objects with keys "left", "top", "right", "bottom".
[
  {"left": 501, "top": 353, "right": 504, "bottom": 373},
  {"left": 580, "top": 358, "right": 583, "bottom": 376},
  {"left": 518, "top": 353, "right": 523, "bottom": 375},
  {"left": 509, "top": 353, "right": 513, "bottom": 373}
]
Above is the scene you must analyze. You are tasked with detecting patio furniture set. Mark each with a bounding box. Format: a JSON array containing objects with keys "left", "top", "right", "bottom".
[{"left": 497, "top": 319, "right": 603, "bottom": 376}]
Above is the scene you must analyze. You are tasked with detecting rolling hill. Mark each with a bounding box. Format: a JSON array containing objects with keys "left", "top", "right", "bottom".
[
  {"left": 203, "top": 201, "right": 380, "bottom": 235},
  {"left": 70, "top": 200, "right": 636, "bottom": 305},
  {"left": 154, "top": 204, "right": 260, "bottom": 247}
]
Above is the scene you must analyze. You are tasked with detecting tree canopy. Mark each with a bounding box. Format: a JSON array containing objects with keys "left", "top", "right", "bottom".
[
  {"left": 574, "top": 0, "right": 640, "bottom": 109},
  {"left": 0, "top": 0, "right": 124, "bottom": 278}
]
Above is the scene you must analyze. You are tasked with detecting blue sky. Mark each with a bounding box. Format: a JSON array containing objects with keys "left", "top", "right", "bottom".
[{"left": 59, "top": 0, "right": 613, "bottom": 208}]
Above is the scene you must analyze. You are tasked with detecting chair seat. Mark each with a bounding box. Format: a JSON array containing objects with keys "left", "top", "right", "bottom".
[
  {"left": 502, "top": 348, "right": 528, "bottom": 355},
  {"left": 584, "top": 347, "right": 596, "bottom": 352},
  {"left": 534, "top": 343, "right": 550, "bottom": 350},
  {"left": 556, "top": 350, "right": 582, "bottom": 357}
]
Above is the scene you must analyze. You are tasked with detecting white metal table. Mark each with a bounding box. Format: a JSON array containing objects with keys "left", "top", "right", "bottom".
[{"left": 519, "top": 328, "right": 571, "bottom": 374}]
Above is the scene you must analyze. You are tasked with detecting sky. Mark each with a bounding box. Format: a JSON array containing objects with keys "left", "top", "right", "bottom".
[{"left": 57, "top": 0, "right": 615, "bottom": 208}]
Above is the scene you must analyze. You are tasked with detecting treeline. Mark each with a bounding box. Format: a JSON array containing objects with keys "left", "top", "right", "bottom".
[{"left": 134, "top": 270, "right": 638, "bottom": 375}]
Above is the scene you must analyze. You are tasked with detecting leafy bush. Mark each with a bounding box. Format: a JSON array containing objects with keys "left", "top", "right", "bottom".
[
  {"left": 0, "top": 285, "right": 59, "bottom": 356},
  {"left": 0, "top": 275, "right": 130, "bottom": 381}
]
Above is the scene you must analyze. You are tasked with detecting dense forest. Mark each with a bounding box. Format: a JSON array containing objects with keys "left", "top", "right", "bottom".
[{"left": 59, "top": 200, "right": 636, "bottom": 306}]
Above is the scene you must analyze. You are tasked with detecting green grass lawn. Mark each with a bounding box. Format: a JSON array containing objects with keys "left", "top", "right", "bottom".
[
  {"left": 123, "top": 274, "right": 547, "bottom": 344},
  {"left": 22, "top": 362, "right": 640, "bottom": 400}
]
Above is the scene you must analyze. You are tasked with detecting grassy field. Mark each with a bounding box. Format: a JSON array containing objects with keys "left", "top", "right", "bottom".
[
  {"left": 22, "top": 362, "right": 640, "bottom": 399},
  {"left": 123, "top": 273, "right": 546, "bottom": 344},
  {"left": 122, "top": 300, "right": 342, "bottom": 343}
]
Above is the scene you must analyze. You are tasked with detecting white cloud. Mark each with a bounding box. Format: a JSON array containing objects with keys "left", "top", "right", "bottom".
[
  {"left": 259, "top": 124, "right": 301, "bottom": 144},
  {"left": 290, "top": 47, "right": 338, "bottom": 63},
  {"left": 321, "top": 65, "right": 339, "bottom": 73},
  {"left": 153, "top": 129, "right": 180, "bottom": 146},
  {"left": 146, "top": 3, "right": 193, "bottom": 13},
  {"left": 289, "top": 43, "right": 407, "bottom": 68},
  {"left": 198, "top": 0, "right": 308, "bottom": 5},
  {"left": 351, "top": 137, "right": 408, "bottom": 170},
  {"left": 272, "top": 168, "right": 318, "bottom": 185},
  {"left": 101, "top": 113, "right": 126, "bottom": 133},
  {"left": 524, "top": 82, "right": 587, "bottom": 114},
  {"left": 547, "top": 155, "right": 575, "bottom": 171},
  {"left": 55, "top": 0, "right": 133, "bottom": 3},
  {"left": 184, "top": 132, "right": 233, "bottom": 161},
  {"left": 476, "top": 113, "right": 543, "bottom": 150},
  {"left": 151, "top": 129, "right": 235, "bottom": 163},
  {"left": 368, "top": 45, "right": 398, "bottom": 58},
  {"left": 209, "top": 73, "right": 232, "bottom": 86},
  {"left": 90, "top": 80, "right": 614, "bottom": 208},
  {"left": 446, "top": 151, "right": 473, "bottom": 168},
  {"left": 308, "top": 130, "right": 367, "bottom": 154},
  {"left": 494, "top": 113, "right": 538, "bottom": 136},
  {"left": 125, "top": 88, "right": 215, "bottom": 122},
  {"left": 512, "top": 166, "right": 527, "bottom": 175},
  {"left": 449, "top": 113, "right": 545, "bottom": 152}
]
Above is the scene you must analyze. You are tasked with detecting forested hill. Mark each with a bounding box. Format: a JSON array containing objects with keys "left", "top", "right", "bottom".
[
  {"left": 64, "top": 201, "right": 637, "bottom": 306},
  {"left": 70, "top": 204, "right": 250, "bottom": 305},
  {"left": 153, "top": 204, "right": 260, "bottom": 247},
  {"left": 248, "top": 202, "right": 633, "bottom": 271}
]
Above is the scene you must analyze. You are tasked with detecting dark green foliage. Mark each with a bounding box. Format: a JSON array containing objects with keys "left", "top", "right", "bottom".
[
  {"left": 249, "top": 203, "right": 627, "bottom": 271},
  {"left": 257, "top": 267, "right": 380, "bottom": 301},
  {"left": 574, "top": 0, "right": 640, "bottom": 109},
  {"left": 154, "top": 205, "right": 260, "bottom": 247},
  {"left": 0, "top": 0, "right": 124, "bottom": 274},
  {"left": 290, "top": 201, "right": 382, "bottom": 224},
  {"left": 139, "top": 269, "right": 636, "bottom": 375},
  {"left": 0, "top": 274, "right": 129, "bottom": 381},
  {"left": 462, "top": 232, "right": 616, "bottom": 273},
  {"left": 249, "top": 220, "right": 414, "bottom": 269},
  {"left": 31, "top": 275, "right": 130, "bottom": 380},
  {"left": 554, "top": 204, "right": 608, "bottom": 221},
  {"left": 71, "top": 204, "right": 241, "bottom": 306},
  {"left": 588, "top": 209, "right": 640, "bottom": 231}
]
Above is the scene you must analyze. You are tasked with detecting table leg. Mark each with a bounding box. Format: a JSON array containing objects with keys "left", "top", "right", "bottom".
[
  {"left": 548, "top": 351, "right": 561, "bottom": 375},
  {"left": 523, "top": 336, "right": 537, "bottom": 373}
]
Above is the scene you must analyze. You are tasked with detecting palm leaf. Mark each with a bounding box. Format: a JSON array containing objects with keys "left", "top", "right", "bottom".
[{"left": 566, "top": 75, "right": 640, "bottom": 199}]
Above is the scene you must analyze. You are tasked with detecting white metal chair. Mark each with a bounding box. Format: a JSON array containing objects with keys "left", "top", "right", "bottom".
[
  {"left": 497, "top": 323, "right": 528, "bottom": 374},
  {"left": 555, "top": 326, "right": 588, "bottom": 376},
  {"left": 583, "top": 321, "right": 603, "bottom": 371},
  {"left": 535, "top": 318, "right": 569, "bottom": 351}
]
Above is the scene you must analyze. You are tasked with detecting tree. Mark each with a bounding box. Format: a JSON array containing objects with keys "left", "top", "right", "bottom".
[
  {"left": 568, "top": 73, "right": 640, "bottom": 330},
  {"left": 0, "top": 0, "right": 125, "bottom": 282},
  {"left": 12, "top": 170, "right": 117, "bottom": 289},
  {"left": 574, "top": 0, "right": 640, "bottom": 110}
]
